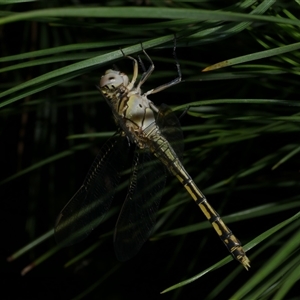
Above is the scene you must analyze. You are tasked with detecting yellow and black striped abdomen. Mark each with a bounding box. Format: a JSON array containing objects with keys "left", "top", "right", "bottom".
[
  {"left": 175, "top": 172, "right": 250, "bottom": 270},
  {"left": 150, "top": 133, "right": 250, "bottom": 269}
]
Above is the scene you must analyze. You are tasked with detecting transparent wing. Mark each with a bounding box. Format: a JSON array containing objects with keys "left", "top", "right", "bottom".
[
  {"left": 114, "top": 149, "right": 166, "bottom": 261},
  {"left": 55, "top": 134, "right": 128, "bottom": 247},
  {"left": 156, "top": 103, "right": 184, "bottom": 159},
  {"left": 113, "top": 104, "right": 183, "bottom": 261}
]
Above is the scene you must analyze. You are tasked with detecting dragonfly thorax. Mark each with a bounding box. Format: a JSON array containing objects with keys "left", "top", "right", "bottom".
[
  {"left": 124, "top": 94, "right": 156, "bottom": 134},
  {"left": 100, "top": 69, "right": 157, "bottom": 145}
]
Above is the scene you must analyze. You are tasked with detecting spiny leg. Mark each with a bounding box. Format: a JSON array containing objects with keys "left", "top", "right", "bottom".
[
  {"left": 120, "top": 45, "right": 155, "bottom": 91},
  {"left": 144, "top": 36, "right": 182, "bottom": 97},
  {"left": 136, "top": 44, "right": 155, "bottom": 89},
  {"left": 120, "top": 48, "right": 139, "bottom": 90}
]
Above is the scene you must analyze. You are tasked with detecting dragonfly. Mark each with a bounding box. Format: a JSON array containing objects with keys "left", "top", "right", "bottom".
[{"left": 55, "top": 43, "right": 250, "bottom": 270}]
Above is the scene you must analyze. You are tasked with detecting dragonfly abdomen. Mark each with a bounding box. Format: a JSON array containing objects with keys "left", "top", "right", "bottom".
[
  {"left": 149, "top": 133, "right": 250, "bottom": 270},
  {"left": 176, "top": 168, "right": 251, "bottom": 270}
]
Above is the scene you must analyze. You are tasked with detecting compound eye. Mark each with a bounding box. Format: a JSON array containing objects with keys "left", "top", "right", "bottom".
[{"left": 100, "top": 69, "right": 128, "bottom": 90}]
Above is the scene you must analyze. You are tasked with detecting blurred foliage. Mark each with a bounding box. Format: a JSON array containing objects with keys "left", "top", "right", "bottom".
[{"left": 1, "top": 0, "right": 300, "bottom": 299}]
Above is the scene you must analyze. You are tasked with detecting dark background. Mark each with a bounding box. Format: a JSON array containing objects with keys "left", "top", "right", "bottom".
[{"left": 1, "top": 1, "right": 300, "bottom": 299}]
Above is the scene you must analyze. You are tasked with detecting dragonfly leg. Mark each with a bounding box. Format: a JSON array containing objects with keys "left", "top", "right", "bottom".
[
  {"left": 136, "top": 45, "right": 155, "bottom": 89},
  {"left": 120, "top": 49, "right": 139, "bottom": 91},
  {"left": 144, "top": 37, "right": 182, "bottom": 97},
  {"left": 138, "top": 54, "right": 147, "bottom": 74}
]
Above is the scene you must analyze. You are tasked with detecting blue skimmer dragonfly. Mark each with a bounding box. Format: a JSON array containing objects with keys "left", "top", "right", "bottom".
[{"left": 55, "top": 44, "right": 250, "bottom": 269}]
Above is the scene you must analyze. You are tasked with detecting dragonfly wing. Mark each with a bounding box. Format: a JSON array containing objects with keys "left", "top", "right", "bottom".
[
  {"left": 156, "top": 103, "right": 184, "bottom": 159},
  {"left": 55, "top": 134, "right": 128, "bottom": 247},
  {"left": 114, "top": 150, "right": 166, "bottom": 261}
]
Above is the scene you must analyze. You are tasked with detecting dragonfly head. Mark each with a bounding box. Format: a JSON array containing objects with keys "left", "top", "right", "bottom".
[{"left": 100, "top": 69, "right": 129, "bottom": 94}]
